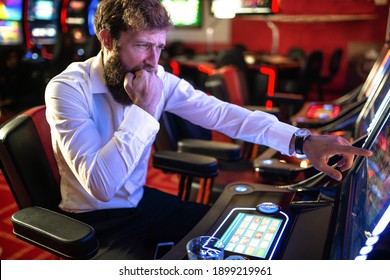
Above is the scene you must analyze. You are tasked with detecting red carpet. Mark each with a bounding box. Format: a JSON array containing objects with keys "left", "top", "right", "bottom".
[{"left": 0, "top": 172, "right": 54, "bottom": 260}]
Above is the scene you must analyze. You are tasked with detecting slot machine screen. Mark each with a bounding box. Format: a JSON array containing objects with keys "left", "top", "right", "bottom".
[
  {"left": 0, "top": 0, "right": 23, "bottom": 21},
  {"left": 0, "top": 0, "right": 24, "bottom": 45},
  {"left": 212, "top": 207, "right": 289, "bottom": 260},
  {"left": 161, "top": 0, "right": 202, "bottom": 28},
  {"left": 210, "top": 0, "right": 278, "bottom": 16},
  {"left": 27, "top": 0, "right": 61, "bottom": 45},
  {"left": 236, "top": 0, "right": 278, "bottom": 15},
  {"left": 0, "top": 20, "right": 23, "bottom": 45},
  {"left": 344, "top": 93, "right": 390, "bottom": 260}
]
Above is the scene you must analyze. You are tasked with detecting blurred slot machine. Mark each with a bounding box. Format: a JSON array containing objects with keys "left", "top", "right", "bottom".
[
  {"left": 0, "top": 0, "right": 25, "bottom": 107},
  {"left": 0, "top": 0, "right": 24, "bottom": 47},
  {"left": 18, "top": 0, "right": 62, "bottom": 104},
  {"left": 24, "top": 0, "right": 61, "bottom": 62},
  {"left": 63, "top": 0, "right": 100, "bottom": 62}
]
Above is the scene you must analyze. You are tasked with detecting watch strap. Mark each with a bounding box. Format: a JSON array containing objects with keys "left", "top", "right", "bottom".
[{"left": 295, "top": 135, "right": 305, "bottom": 155}]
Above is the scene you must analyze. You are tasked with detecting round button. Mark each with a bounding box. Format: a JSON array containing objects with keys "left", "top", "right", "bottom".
[
  {"left": 225, "top": 255, "right": 248, "bottom": 260},
  {"left": 256, "top": 202, "right": 280, "bottom": 214},
  {"left": 234, "top": 185, "right": 249, "bottom": 193}
]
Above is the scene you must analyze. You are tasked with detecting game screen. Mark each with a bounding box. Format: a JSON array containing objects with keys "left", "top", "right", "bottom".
[
  {"left": 214, "top": 209, "right": 288, "bottom": 259},
  {"left": 0, "top": 20, "right": 23, "bottom": 45},
  {"left": 0, "top": 0, "right": 23, "bottom": 45},
  {"left": 236, "top": 0, "right": 278, "bottom": 15},
  {"left": 161, "top": 0, "right": 202, "bottom": 28},
  {"left": 348, "top": 105, "right": 390, "bottom": 259},
  {"left": 0, "top": 0, "right": 23, "bottom": 21}
]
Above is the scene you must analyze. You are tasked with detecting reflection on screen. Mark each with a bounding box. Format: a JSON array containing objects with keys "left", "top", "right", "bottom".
[
  {"left": 365, "top": 124, "right": 390, "bottom": 229},
  {"left": 351, "top": 113, "right": 390, "bottom": 259},
  {"left": 357, "top": 73, "right": 390, "bottom": 137},
  {"left": 219, "top": 212, "right": 283, "bottom": 259}
]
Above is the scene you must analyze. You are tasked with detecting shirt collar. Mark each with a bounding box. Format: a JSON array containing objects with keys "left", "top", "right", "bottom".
[{"left": 90, "top": 51, "right": 109, "bottom": 95}]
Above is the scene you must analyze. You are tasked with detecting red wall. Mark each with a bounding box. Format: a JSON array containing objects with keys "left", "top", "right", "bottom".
[
  {"left": 186, "top": 0, "right": 389, "bottom": 95},
  {"left": 232, "top": 0, "right": 387, "bottom": 53},
  {"left": 231, "top": 0, "right": 389, "bottom": 94}
]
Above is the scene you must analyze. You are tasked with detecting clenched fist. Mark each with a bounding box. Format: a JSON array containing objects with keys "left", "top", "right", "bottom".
[{"left": 124, "top": 69, "right": 163, "bottom": 117}]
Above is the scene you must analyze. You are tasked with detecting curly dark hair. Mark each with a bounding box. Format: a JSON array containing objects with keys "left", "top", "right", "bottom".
[{"left": 94, "top": 0, "right": 173, "bottom": 42}]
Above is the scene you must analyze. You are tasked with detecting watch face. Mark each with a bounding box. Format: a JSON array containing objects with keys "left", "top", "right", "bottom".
[{"left": 296, "top": 129, "right": 311, "bottom": 137}]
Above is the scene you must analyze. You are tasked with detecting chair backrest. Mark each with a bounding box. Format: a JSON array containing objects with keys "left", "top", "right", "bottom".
[
  {"left": 287, "top": 47, "right": 306, "bottom": 61},
  {"left": 328, "top": 48, "right": 343, "bottom": 76},
  {"left": 293, "top": 50, "right": 323, "bottom": 96},
  {"left": 301, "top": 50, "right": 323, "bottom": 81},
  {"left": 0, "top": 105, "right": 61, "bottom": 210},
  {"left": 215, "top": 48, "right": 249, "bottom": 76},
  {"left": 214, "top": 48, "right": 259, "bottom": 105},
  {"left": 206, "top": 65, "right": 250, "bottom": 106}
]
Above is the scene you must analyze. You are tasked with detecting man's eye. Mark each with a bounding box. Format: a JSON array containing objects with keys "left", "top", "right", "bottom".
[
  {"left": 136, "top": 44, "right": 151, "bottom": 51},
  {"left": 134, "top": 43, "right": 164, "bottom": 52}
]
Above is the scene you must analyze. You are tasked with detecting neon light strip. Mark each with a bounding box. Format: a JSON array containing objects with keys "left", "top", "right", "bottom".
[
  {"left": 259, "top": 66, "right": 276, "bottom": 96},
  {"left": 269, "top": 211, "right": 289, "bottom": 259},
  {"left": 364, "top": 89, "right": 390, "bottom": 143},
  {"left": 60, "top": 0, "right": 70, "bottom": 33},
  {"left": 372, "top": 205, "right": 390, "bottom": 236},
  {"left": 364, "top": 51, "right": 390, "bottom": 98},
  {"left": 271, "top": 0, "right": 279, "bottom": 13},
  {"left": 356, "top": 205, "right": 390, "bottom": 259}
]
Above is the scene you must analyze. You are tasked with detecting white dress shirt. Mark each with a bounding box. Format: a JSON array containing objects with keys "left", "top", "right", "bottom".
[{"left": 45, "top": 52, "right": 298, "bottom": 213}]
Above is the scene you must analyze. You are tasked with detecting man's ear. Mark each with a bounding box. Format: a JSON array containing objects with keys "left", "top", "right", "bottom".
[{"left": 99, "top": 29, "right": 113, "bottom": 50}]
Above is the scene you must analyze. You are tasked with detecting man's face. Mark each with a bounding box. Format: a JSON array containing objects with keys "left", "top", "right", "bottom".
[{"left": 104, "top": 30, "right": 167, "bottom": 105}]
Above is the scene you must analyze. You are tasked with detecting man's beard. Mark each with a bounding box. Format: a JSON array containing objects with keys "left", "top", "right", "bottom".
[{"left": 104, "top": 51, "right": 132, "bottom": 105}]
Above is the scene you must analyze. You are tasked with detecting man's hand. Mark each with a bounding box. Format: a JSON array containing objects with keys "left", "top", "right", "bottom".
[
  {"left": 124, "top": 69, "right": 163, "bottom": 116},
  {"left": 303, "top": 134, "right": 372, "bottom": 181}
]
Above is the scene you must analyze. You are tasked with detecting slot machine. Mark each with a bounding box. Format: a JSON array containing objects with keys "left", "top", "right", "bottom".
[
  {"left": 0, "top": 0, "right": 24, "bottom": 47},
  {"left": 162, "top": 54, "right": 390, "bottom": 260},
  {"left": 45, "top": 0, "right": 100, "bottom": 78},
  {"left": 61, "top": 0, "right": 99, "bottom": 60},
  {"left": 252, "top": 43, "right": 390, "bottom": 184},
  {"left": 24, "top": 0, "right": 61, "bottom": 62},
  {"left": 22, "top": 0, "right": 62, "bottom": 104}
]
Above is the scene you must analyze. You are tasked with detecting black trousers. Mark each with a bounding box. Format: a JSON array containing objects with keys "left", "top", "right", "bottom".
[{"left": 66, "top": 187, "right": 210, "bottom": 259}]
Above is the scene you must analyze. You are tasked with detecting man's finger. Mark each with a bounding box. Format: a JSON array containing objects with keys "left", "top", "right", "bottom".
[
  {"left": 321, "top": 165, "right": 342, "bottom": 181},
  {"left": 334, "top": 145, "right": 372, "bottom": 156}
]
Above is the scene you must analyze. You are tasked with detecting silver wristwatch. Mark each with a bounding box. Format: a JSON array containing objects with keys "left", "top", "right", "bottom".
[{"left": 294, "top": 129, "right": 311, "bottom": 155}]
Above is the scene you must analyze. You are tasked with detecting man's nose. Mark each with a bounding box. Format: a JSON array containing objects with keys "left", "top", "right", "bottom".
[{"left": 144, "top": 47, "right": 161, "bottom": 67}]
